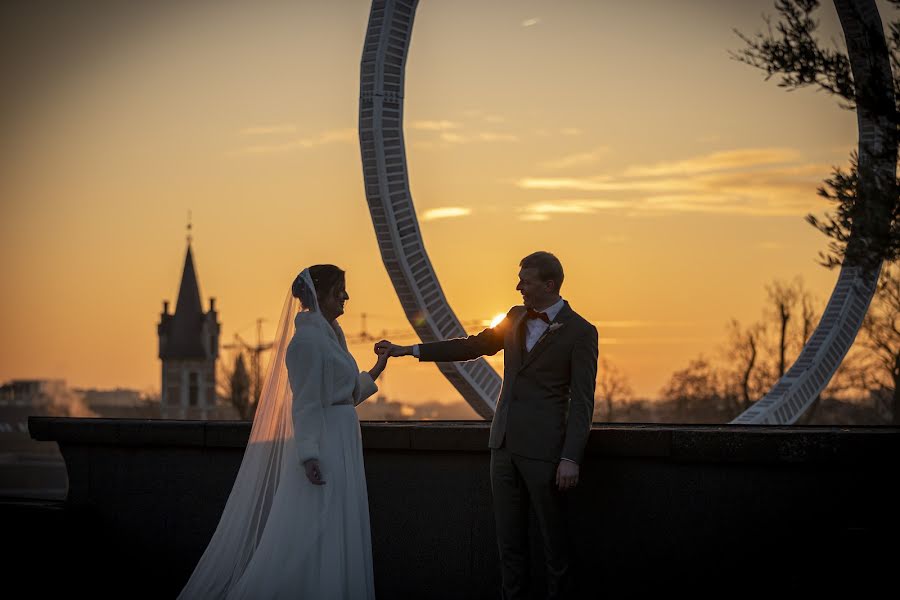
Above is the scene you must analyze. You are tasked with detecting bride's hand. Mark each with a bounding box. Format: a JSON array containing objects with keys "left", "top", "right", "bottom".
[
  {"left": 376, "top": 347, "right": 390, "bottom": 369},
  {"left": 303, "top": 459, "right": 325, "bottom": 485},
  {"left": 368, "top": 347, "right": 390, "bottom": 380}
]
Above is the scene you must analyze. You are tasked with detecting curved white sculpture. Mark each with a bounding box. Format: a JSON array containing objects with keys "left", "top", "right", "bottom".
[
  {"left": 357, "top": 0, "right": 896, "bottom": 423},
  {"left": 358, "top": 0, "right": 499, "bottom": 417},
  {"left": 732, "top": 0, "right": 895, "bottom": 424}
]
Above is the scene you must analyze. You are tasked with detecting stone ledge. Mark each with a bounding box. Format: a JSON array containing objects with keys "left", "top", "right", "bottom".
[
  {"left": 17, "top": 417, "right": 900, "bottom": 598},
  {"left": 27, "top": 417, "right": 900, "bottom": 464}
]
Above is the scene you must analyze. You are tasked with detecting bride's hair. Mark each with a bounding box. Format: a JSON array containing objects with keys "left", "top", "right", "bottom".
[{"left": 292, "top": 264, "right": 345, "bottom": 309}]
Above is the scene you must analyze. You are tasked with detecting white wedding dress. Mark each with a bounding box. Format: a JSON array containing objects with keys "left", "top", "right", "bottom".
[{"left": 178, "top": 270, "right": 378, "bottom": 599}]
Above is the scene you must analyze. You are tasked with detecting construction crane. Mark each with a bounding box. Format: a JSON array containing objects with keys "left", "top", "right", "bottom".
[{"left": 223, "top": 318, "right": 274, "bottom": 408}]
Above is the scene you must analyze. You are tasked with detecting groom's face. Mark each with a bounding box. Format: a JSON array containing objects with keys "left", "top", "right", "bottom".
[{"left": 516, "top": 267, "right": 555, "bottom": 309}]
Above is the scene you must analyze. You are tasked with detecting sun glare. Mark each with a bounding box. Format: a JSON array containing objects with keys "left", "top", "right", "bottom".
[{"left": 489, "top": 313, "right": 506, "bottom": 328}]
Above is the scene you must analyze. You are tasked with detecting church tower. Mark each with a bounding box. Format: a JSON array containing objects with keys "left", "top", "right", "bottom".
[{"left": 158, "top": 225, "right": 220, "bottom": 419}]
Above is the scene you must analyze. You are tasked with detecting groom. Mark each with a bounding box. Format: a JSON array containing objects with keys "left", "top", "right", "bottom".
[{"left": 375, "top": 251, "right": 598, "bottom": 599}]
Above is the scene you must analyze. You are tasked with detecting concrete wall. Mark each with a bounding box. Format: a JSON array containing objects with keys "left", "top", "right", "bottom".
[{"left": 18, "top": 418, "right": 900, "bottom": 598}]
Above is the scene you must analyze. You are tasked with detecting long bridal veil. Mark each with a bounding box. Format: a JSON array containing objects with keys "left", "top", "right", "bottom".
[{"left": 178, "top": 270, "right": 318, "bottom": 599}]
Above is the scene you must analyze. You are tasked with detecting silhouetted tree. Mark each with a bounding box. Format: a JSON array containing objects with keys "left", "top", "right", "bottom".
[
  {"left": 766, "top": 279, "right": 801, "bottom": 378},
  {"left": 860, "top": 266, "right": 900, "bottom": 421},
  {"left": 665, "top": 277, "right": 819, "bottom": 420},
  {"left": 800, "top": 282, "right": 818, "bottom": 343},
  {"left": 660, "top": 357, "right": 729, "bottom": 420},
  {"left": 758, "top": 277, "right": 825, "bottom": 420},
  {"left": 815, "top": 265, "right": 900, "bottom": 422},
  {"left": 723, "top": 319, "right": 764, "bottom": 410},
  {"left": 662, "top": 267, "right": 896, "bottom": 423},
  {"left": 594, "top": 357, "right": 635, "bottom": 422},
  {"left": 733, "top": 0, "right": 899, "bottom": 269}
]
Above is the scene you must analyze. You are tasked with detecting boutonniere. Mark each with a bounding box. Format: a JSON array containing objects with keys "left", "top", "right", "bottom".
[
  {"left": 533, "top": 322, "right": 565, "bottom": 348},
  {"left": 547, "top": 322, "right": 564, "bottom": 333}
]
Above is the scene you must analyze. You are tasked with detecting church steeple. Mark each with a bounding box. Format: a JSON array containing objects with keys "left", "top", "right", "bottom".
[
  {"left": 158, "top": 220, "right": 221, "bottom": 419},
  {"left": 159, "top": 242, "right": 208, "bottom": 359},
  {"left": 176, "top": 213, "right": 202, "bottom": 324}
]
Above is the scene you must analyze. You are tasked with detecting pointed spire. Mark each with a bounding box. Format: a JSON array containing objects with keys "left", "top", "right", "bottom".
[
  {"left": 163, "top": 231, "right": 207, "bottom": 359},
  {"left": 174, "top": 244, "right": 203, "bottom": 318}
]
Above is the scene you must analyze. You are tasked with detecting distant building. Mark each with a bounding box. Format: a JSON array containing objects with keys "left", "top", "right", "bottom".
[
  {"left": 77, "top": 388, "right": 142, "bottom": 408},
  {"left": 74, "top": 387, "right": 161, "bottom": 419},
  {"left": 0, "top": 379, "right": 68, "bottom": 408},
  {"left": 0, "top": 379, "right": 93, "bottom": 456},
  {"left": 158, "top": 236, "right": 224, "bottom": 419}
]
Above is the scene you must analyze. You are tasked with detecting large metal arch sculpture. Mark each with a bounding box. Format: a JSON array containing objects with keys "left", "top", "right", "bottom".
[{"left": 357, "top": 0, "right": 897, "bottom": 423}]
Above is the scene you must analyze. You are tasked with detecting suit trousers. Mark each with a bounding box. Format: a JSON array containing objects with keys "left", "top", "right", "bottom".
[{"left": 491, "top": 446, "right": 571, "bottom": 600}]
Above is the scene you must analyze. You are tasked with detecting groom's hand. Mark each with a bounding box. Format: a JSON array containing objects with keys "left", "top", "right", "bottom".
[
  {"left": 374, "top": 340, "right": 411, "bottom": 357},
  {"left": 556, "top": 460, "right": 579, "bottom": 491}
]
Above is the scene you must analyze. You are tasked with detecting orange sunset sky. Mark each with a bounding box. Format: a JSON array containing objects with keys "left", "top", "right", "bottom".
[{"left": 2, "top": 0, "right": 897, "bottom": 416}]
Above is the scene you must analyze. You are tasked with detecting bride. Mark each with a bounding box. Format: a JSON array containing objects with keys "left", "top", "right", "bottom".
[{"left": 178, "top": 265, "right": 389, "bottom": 599}]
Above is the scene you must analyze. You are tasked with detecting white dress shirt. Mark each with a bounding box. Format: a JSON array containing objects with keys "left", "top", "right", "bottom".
[{"left": 523, "top": 297, "right": 565, "bottom": 352}]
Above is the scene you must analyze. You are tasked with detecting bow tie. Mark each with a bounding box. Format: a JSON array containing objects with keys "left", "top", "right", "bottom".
[{"left": 525, "top": 308, "right": 551, "bottom": 323}]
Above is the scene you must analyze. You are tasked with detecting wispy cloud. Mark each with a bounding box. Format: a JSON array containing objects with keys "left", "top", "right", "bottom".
[
  {"left": 623, "top": 148, "right": 800, "bottom": 177},
  {"left": 408, "top": 113, "right": 518, "bottom": 146},
  {"left": 240, "top": 124, "right": 297, "bottom": 135},
  {"left": 520, "top": 213, "right": 549, "bottom": 222},
  {"left": 521, "top": 18, "right": 540, "bottom": 27},
  {"left": 540, "top": 147, "right": 609, "bottom": 170},
  {"left": 240, "top": 128, "right": 355, "bottom": 154},
  {"left": 514, "top": 148, "right": 831, "bottom": 218},
  {"left": 422, "top": 207, "right": 472, "bottom": 221},
  {"left": 517, "top": 176, "right": 634, "bottom": 192},
  {"left": 520, "top": 199, "right": 627, "bottom": 220},
  {"left": 560, "top": 127, "right": 582, "bottom": 136}
]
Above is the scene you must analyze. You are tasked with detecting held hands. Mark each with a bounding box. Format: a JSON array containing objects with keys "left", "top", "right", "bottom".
[
  {"left": 374, "top": 340, "right": 412, "bottom": 358},
  {"left": 303, "top": 459, "right": 325, "bottom": 486},
  {"left": 556, "top": 460, "right": 579, "bottom": 491},
  {"left": 374, "top": 347, "right": 390, "bottom": 369},
  {"left": 368, "top": 342, "right": 393, "bottom": 380}
]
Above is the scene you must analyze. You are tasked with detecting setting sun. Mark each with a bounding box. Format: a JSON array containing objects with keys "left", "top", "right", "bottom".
[{"left": 489, "top": 313, "right": 506, "bottom": 329}]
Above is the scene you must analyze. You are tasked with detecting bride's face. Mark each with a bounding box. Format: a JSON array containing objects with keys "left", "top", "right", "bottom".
[{"left": 320, "top": 279, "right": 349, "bottom": 321}]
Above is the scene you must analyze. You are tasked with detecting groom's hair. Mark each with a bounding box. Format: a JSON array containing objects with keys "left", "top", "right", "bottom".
[{"left": 520, "top": 251, "right": 564, "bottom": 292}]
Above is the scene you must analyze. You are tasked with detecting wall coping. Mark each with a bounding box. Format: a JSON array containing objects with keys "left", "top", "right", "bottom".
[{"left": 28, "top": 417, "right": 899, "bottom": 464}]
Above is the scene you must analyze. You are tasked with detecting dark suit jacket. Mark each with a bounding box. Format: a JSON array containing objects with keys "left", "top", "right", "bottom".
[{"left": 418, "top": 301, "right": 598, "bottom": 464}]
